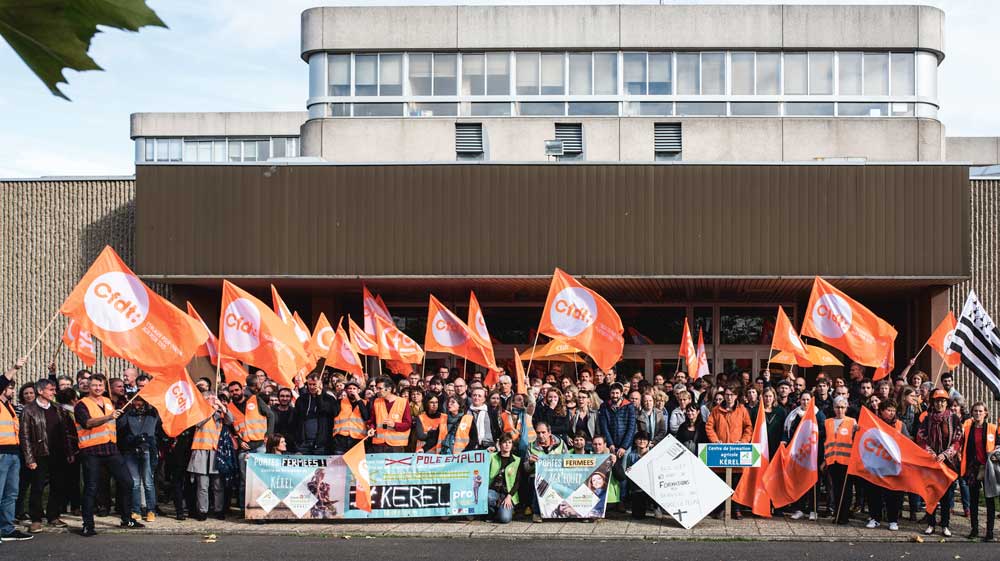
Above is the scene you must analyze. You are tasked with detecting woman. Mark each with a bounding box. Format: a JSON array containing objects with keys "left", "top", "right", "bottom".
[
  {"left": 865, "top": 400, "right": 907, "bottom": 531},
  {"left": 636, "top": 393, "right": 668, "bottom": 444},
  {"left": 265, "top": 434, "right": 287, "bottom": 454},
  {"left": 962, "top": 402, "right": 998, "bottom": 541},
  {"left": 743, "top": 386, "right": 760, "bottom": 412},
  {"left": 534, "top": 388, "right": 570, "bottom": 444},
  {"left": 749, "top": 387, "right": 786, "bottom": 459},
  {"left": 487, "top": 433, "right": 522, "bottom": 524},
  {"left": 406, "top": 387, "right": 425, "bottom": 452},
  {"left": 675, "top": 403, "right": 707, "bottom": 454},
  {"left": 569, "top": 391, "right": 597, "bottom": 446},
  {"left": 586, "top": 470, "right": 609, "bottom": 518},
  {"left": 825, "top": 396, "right": 856, "bottom": 525},
  {"left": 187, "top": 392, "right": 234, "bottom": 521},
  {"left": 898, "top": 386, "right": 920, "bottom": 436},
  {"left": 415, "top": 395, "right": 446, "bottom": 453},
  {"left": 612, "top": 431, "right": 654, "bottom": 519},
  {"left": 440, "top": 396, "right": 466, "bottom": 455}
]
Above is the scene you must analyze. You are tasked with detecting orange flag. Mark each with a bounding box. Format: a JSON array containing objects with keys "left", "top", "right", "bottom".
[
  {"left": 927, "top": 312, "right": 962, "bottom": 371},
  {"left": 374, "top": 314, "right": 424, "bottom": 364},
  {"left": 327, "top": 323, "right": 365, "bottom": 380},
  {"left": 270, "top": 285, "right": 310, "bottom": 345},
  {"left": 186, "top": 302, "right": 219, "bottom": 365},
  {"left": 220, "top": 357, "right": 249, "bottom": 386},
  {"left": 59, "top": 246, "right": 208, "bottom": 372},
  {"left": 695, "top": 327, "right": 711, "bottom": 379},
  {"left": 762, "top": 404, "right": 819, "bottom": 507},
  {"left": 363, "top": 285, "right": 393, "bottom": 336},
  {"left": 772, "top": 307, "right": 812, "bottom": 367},
  {"left": 873, "top": 339, "right": 896, "bottom": 381},
  {"left": 537, "top": 268, "right": 624, "bottom": 371},
  {"left": 62, "top": 318, "right": 97, "bottom": 366},
  {"left": 733, "top": 403, "right": 772, "bottom": 517},
  {"left": 801, "top": 277, "right": 897, "bottom": 368},
  {"left": 426, "top": 295, "right": 497, "bottom": 371},
  {"left": 219, "top": 280, "right": 309, "bottom": 389},
  {"left": 139, "top": 367, "right": 214, "bottom": 437},
  {"left": 348, "top": 316, "right": 380, "bottom": 357},
  {"left": 678, "top": 318, "right": 698, "bottom": 376},
  {"left": 848, "top": 408, "right": 957, "bottom": 513},
  {"left": 468, "top": 291, "right": 498, "bottom": 368},
  {"left": 344, "top": 439, "right": 372, "bottom": 512},
  {"left": 306, "top": 313, "right": 336, "bottom": 362},
  {"left": 513, "top": 348, "right": 527, "bottom": 394}
]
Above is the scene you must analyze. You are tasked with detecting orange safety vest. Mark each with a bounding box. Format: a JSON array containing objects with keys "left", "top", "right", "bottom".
[
  {"left": 373, "top": 397, "right": 409, "bottom": 447},
  {"left": 75, "top": 396, "right": 117, "bottom": 449},
  {"left": 0, "top": 401, "right": 18, "bottom": 446},
  {"left": 192, "top": 415, "right": 221, "bottom": 451},
  {"left": 453, "top": 413, "right": 474, "bottom": 453},
  {"left": 823, "top": 417, "right": 856, "bottom": 466},
  {"left": 499, "top": 411, "right": 515, "bottom": 435},
  {"left": 961, "top": 419, "right": 998, "bottom": 476},
  {"left": 229, "top": 398, "right": 267, "bottom": 443},
  {"left": 417, "top": 413, "right": 445, "bottom": 453},
  {"left": 333, "top": 398, "right": 367, "bottom": 440}
]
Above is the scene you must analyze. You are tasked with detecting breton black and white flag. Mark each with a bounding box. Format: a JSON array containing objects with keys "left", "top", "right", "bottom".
[{"left": 949, "top": 291, "right": 1000, "bottom": 400}]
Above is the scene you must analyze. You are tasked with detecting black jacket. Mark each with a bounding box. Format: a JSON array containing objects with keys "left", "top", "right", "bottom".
[{"left": 292, "top": 392, "right": 339, "bottom": 449}]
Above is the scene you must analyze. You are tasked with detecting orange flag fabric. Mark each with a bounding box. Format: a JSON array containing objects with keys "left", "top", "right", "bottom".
[
  {"left": 139, "top": 367, "right": 214, "bottom": 437},
  {"left": 873, "top": 339, "right": 896, "bottom": 381},
  {"left": 695, "top": 327, "right": 711, "bottom": 379},
  {"left": 928, "top": 312, "right": 962, "bottom": 371},
  {"left": 801, "top": 277, "right": 897, "bottom": 368},
  {"left": 678, "top": 318, "right": 698, "bottom": 376},
  {"left": 762, "top": 404, "right": 819, "bottom": 508},
  {"left": 848, "top": 407, "right": 957, "bottom": 513},
  {"left": 374, "top": 314, "right": 424, "bottom": 364},
  {"left": 363, "top": 285, "right": 393, "bottom": 336},
  {"left": 513, "top": 348, "right": 527, "bottom": 394},
  {"left": 327, "top": 323, "right": 365, "bottom": 380},
  {"left": 537, "top": 268, "right": 624, "bottom": 371},
  {"left": 348, "top": 316, "right": 380, "bottom": 357},
  {"left": 306, "top": 313, "right": 335, "bottom": 362},
  {"left": 344, "top": 439, "right": 372, "bottom": 512},
  {"left": 772, "top": 307, "right": 812, "bottom": 367},
  {"left": 219, "top": 280, "right": 309, "bottom": 389},
  {"left": 425, "top": 295, "right": 497, "bottom": 371},
  {"left": 468, "top": 291, "right": 498, "bottom": 369},
  {"left": 62, "top": 318, "right": 97, "bottom": 366},
  {"left": 270, "top": 285, "right": 310, "bottom": 345},
  {"left": 186, "top": 302, "right": 219, "bottom": 365},
  {"left": 733, "top": 403, "right": 772, "bottom": 517},
  {"left": 59, "top": 246, "right": 208, "bottom": 372},
  {"left": 220, "top": 357, "right": 249, "bottom": 386}
]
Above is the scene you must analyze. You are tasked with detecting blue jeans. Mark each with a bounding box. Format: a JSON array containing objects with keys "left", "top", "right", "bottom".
[
  {"left": 125, "top": 449, "right": 156, "bottom": 515},
  {"left": 929, "top": 480, "right": 957, "bottom": 528},
  {"left": 488, "top": 490, "right": 514, "bottom": 524},
  {"left": 0, "top": 453, "right": 20, "bottom": 536},
  {"left": 957, "top": 476, "right": 970, "bottom": 513}
]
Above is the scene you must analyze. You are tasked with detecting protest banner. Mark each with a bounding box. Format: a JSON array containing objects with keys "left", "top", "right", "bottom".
[
  {"left": 698, "top": 443, "right": 762, "bottom": 468},
  {"left": 245, "top": 451, "right": 490, "bottom": 520},
  {"left": 626, "top": 435, "right": 733, "bottom": 529},
  {"left": 534, "top": 454, "right": 613, "bottom": 519}
]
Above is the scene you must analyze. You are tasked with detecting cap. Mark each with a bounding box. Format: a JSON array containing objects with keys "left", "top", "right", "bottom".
[
  {"left": 931, "top": 389, "right": 950, "bottom": 401},
  {"left": 776, "top": 379, "right": 792, "bottom": 387},
  {"left": 345, "top": 380, "right": 361, "bottom": 389}
]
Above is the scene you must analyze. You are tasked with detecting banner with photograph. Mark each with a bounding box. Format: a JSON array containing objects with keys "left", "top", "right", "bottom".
[
  {"left": 534, "top": 453, "right": 613, "bottom": 519},
  {"left": 245, "top": 451, "right": 490, "bottom": 520}
]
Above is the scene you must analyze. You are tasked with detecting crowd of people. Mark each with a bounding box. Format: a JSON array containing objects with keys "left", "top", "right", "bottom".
[{"left": 1, "top": 353, "right": 998, "bottom": 543}]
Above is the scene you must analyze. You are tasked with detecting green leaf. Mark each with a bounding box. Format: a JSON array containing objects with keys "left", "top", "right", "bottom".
[{"left": 0, "top": 0, "right": 167, "bottom": 100}]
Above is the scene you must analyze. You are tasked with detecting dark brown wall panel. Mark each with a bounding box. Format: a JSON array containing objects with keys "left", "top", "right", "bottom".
[{"left": 135, "top": 163, "right": 969, "bottom": 279}]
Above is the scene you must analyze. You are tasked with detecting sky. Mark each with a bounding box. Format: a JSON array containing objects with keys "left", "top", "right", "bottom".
[{"left": 1, "top": 0, "right": 998, "bottom": 178}]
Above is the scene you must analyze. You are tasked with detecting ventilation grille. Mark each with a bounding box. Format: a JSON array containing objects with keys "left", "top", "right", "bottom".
[
  {"left": 555, "top": 123, "right": 583, "bottom": 154},
  {"left": 455, "top": 123, "right": 484, "bottom": 153},
  {"left": 654, "top": 123, "right": 682, "bottom": 153}
]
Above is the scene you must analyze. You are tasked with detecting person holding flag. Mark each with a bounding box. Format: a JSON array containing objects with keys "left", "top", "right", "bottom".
[
  {"left": 187, "top": 392, "right": 234, "bottom": 521},
  {"left": 916, "top": 389, "right": 964, "bottom": 537},
  {"left": 864, "top": 400, "right": 909, "bottom": 531},
  {"left": 962, "top": 401, "right": 999, "bottom": 541},
  {"left": 781, "top": 391, "right": 826, "bottom": 521},
  {"left": 825, "top": 396, "right": 856, "bottom": 525}
]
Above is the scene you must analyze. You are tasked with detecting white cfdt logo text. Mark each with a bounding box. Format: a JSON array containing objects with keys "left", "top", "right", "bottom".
[
  {"left": 432, "top": 311, "right": 469, "bottom": 348},
  {"left": 340, "top": 341, "right": 358, "bottom": 365},
  {"left": 223, "top": 298, "right": 261, "bottom": 353},
  {"left": 317, "top": 327, "right": 335, "bottom": 352},
  {"left": 549, "top": 287, "right": 597, "bottom": 337},
  {"left": 812, "top": 293, "right": 853, "bottom": 339},
  {"left": 84, "top": 272, "right": 150, "bottom": 332},
  {"left": 789, "top": 419, "right": 818, "bottom": 470},
  {"left": 860, "top": 428, "right": 902, "bottom": 477},
  {"left": 474, "top": 310, "right": 490, "bottom": 341},
  {"left": 166, "top": 380, "right": 194, "bottom": 415},
  {"left": 788, "top": 326, "right": 805, "bottom": 351}
]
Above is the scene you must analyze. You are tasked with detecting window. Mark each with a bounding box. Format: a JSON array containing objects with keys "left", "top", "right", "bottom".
[
  {"left": 809, "top": 52, "right": 834, "bottom": 95},
  {"left": 410, "top": 102, "right": 458, "bottom": 117},
  {"left": 864, "top": 53, "right": 889, "bottom": 95},
  {"left": 701, "top": 53, "right": 725, "bottom": 95},
  {"left": 156, "top": 138, "right": 181, "bottom": 162},
  {"left": 330, "top": 103, "right": 350, "bottom": 117},
  {"left": 594, "top": 52, "right": 617, "bottom": 95},
  {"left": 408, "top": 53, "right": 432, "bottom": 95},
  {"left": 272, "top": 138, "right": 287, "bottom": 158},
  {"left": 213, "top": 140, "right": 226, "bottom": 162},
  {"left": 516, "top": 52, "right": 540, "bottom": 95},
  {"left": 648, "top": 53, "right": 672, "bottom": 94},
  {"left": 568, "top": 102, "right": 618, "bottom": 116},
  {"left": 785, "top": 102, "right": 834, "bottom": 116},
  {"left": 455, "top": 123, "right": 484, "bottom": 160},
  {"left": 243, "top": 141, "right": 257, "bottom": 162},
  {"left": 144, "top": 140, "right": 154, "bottom": 162},
  {"left": 379, "top": 54, "right": 402, "bottom": 95},
  {"left": 355, "top": 54, "right": 377, "bottom": 96},
  {"left": 626, "top": 102, "right": 672, "bottom": 116},
  {"left": 676, "top": 53, "right": 699, "bottom": 95},
  {"left": 518, "top": 102, "right": 564, "bottom": 116},
  {"left": 784, "top": 53, "right": 807, "bottom": 95},
  {"left": 434, "top": 54, "right": 457, "bottom": 95},
  {"left": 328, "top": 54, "right": 351, "bottom": 96},
  {"left": 838, "top": 52, "right": 862, "bottom": 95},
  {"left": 409, "top": 53, "right": 457, "bottom": 96},
  {"left": 354, "top": 103, "right": 404, "bottom": 117},
  {"left": 228, "top": 140, "right": 241, "bottom": 162},
  {"left": 731, "top": 53, "right": 754, "bottom": 95},
  {"left": 891, "top": 53, "right": 914, "bottom": 95},
  {"left": 624, "top": 53, "right": 646, "bottom": 95},
  {"left": 839, "top": 102, "right": 888, "bottom": 117},
  {"left": 731, "top": 102, "right": 780, "bottom": 116},
  {"left": 654, "top": 123, "right": 681, "bottom": 161},
  {"left": 569, "top": 53, "right": 592, "bottom": 95},
  {"left": 541, "top": 53, "right": 565, "bottom": 95},
  {"left": 467, "top": 102, "right": 511, "bottom": 116},
  {"left": 676, "top": 102, "right": 726, "bottom": 116},
  {"left": 756, "top": 53, "right": 780, "bottom": 95},
  {"left": 486, "top": 53, "right": 510, "bottom": 95},
  {"left": 554, "top": 123, "right": 583, "bottom": 160},
  {"left": 462, "top": 53, "right": 485, "bottom": 95}
]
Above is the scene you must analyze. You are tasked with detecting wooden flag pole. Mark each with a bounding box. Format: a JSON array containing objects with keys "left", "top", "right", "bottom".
[
  {"left": 23, "top": 309, "right": 61, "bottom": 366},
  {"left": 462, "top": 357, "right": 467, "bottom": 379},
  {"left": 214, "top": 355, "right": 222, "bottom": 392},
  {"left": 931, "top": 359, "right": 947, "bottom": 388},
  {"left": 49, "top": 339, "right": 65, "bottom": 367},
  {"left": 832, "top": 471, "right": 850, "bottom": 525},
  {"left": 524, "top": 330, "right": 542, "bottom": 385}
]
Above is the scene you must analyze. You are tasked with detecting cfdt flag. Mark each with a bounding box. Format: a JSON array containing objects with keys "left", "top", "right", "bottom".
[
  {"left": 695, "top": 328, "right": 711, "bottom": 379},
  {"left": 139, "top": 367, "right": 214, "bottom": 437},
  {"left": 270, "top": 285, "right": 310, "bottom": 346},
  {"left": 467, "top": 291, "right": 498, "bottom": 369},
  {"left": 306, "top": 313, "right": 335, "bottom": 362},
  {"left": 327, "top": 323, "right": 365, "bottom": 379},
  {"left": 60, "top": 246, "right": 208, "bottom": 372},
  {"left": 219, "top": 281, "right": 308, "bottom": 389},
  {"left": 220, "top": 357, "right": 249, "bottom": 386},
  {"left": 363, "top": 285, "right": 393, "bottom": 336},
  {"left": 678, "top": 318, "right": 698, "bottom": 378},
  {"left": 513, "top": 349, "right": 527, "bottom": 394},
  {"left": 801, "top": 277, "right": 897, "bottom": 368},
  {"left": 348, "top": 316, "right": 380, "bottom": 357},
  {"left": 374, "top": 314, "right": 424, "bottom": 365},
  {"left": 928, "top": 311, "right": 962, "bottom": 371},
  {"left": 948, "top": 291, "right": 1000, "bottom": 399},
  {"left": 343, "top": 439, "right": 372, "bottom": 512},
  {"left": 772, "top": 307, "right": 812, "bottom": 367},
  {"left": 847, "top": 408, "right": 957, "bottom": 513},
  {"left": 537, "top": 269, "right": 624, "bottom": 371},
  {"left": 762, "top": 404, "right": 818, "bottom": 507},
  {"left": 186, "top": 302, "right": 219, "bottom": 365},
  {"left": 426, "top": 295, "right": 497, "bottom": 371},
  {"left": 733, "top": 403, "right": 772, "bottom": 517},
  {"left": 62, "top": 318, "right": 97, "bottom": 366}
]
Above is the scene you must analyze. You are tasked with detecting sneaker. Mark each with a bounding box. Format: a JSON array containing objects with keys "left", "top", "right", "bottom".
[
  {"left": 131, "top": 512, "right": 141, "bottom": 521},
  {"left": 80, "top": 526, "right": 97, "bottom": 538},
  {"left": 121, "top": 519, "right": 145, "bottom": 529},
  {"left": 790, "top": 510, "right": 805, "bottom": 520},
  {"left": 866, "top": 519, "right": 880, "bottom": 529},
  {"left": 967, "top": 529, "right": 979, "bottom": 539},
  {"left": 888, "top": 522, "right": 899, "bottom": 531},
  {"left": 48, "top": 519, "right": 68, "bottom": 528},
  {"left": 1, "top": 530, "right": 35, "bottom": 541},
  {"left": 145, "top": 512, "right": 156, "bottom": 523},
  {"left": 28, "top": 522, "right": 43, "bottom": 533},
  {"left": 808, "top": 512, "right": 818, "bottom": 521},
  {"left": 531, "top": 514, "right": 542, "bottom": 523},
  {"left": 942, "top": 527, "right": 952, "bottom": 538},
  {"left": 924, "top": 525, "right": 935, "bottom": 535}
]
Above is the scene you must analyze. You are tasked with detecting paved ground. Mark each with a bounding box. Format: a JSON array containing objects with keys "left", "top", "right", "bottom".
[
  {"left": 2, "top": 535, "right": 998, "bottom": 560},
  {"left": 9, "top": 506, "right": 993, "bottom": 543}
]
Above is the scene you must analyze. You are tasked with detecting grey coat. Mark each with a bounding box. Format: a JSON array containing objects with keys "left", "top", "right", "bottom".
[
  {"left": 985, "top": 449, "right": 1000, "bottom": 499},
  {"left": 635, "top": 408, "right": 669, "bottom": 444}
]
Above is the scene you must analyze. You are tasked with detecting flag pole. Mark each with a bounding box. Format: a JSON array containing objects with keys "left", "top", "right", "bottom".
[
  {"left": 49, "top": 339, "right": 65, "bottom": 367},
  {"left": 462, "top": 357, "right": 467, "bottom": 379},
  {"left": 832, "top": 472, "right": 850, "bottom": 525},
  {"left": 23, "top": 309, "right": 61, "bottom": 366},
  {"left": 524, "top": 330, "right": 542, "bottom": 386},
  {"left": 214, "top": 355, "right": 222, "bottom": 393},
  {"left": 931, "top": 359, "right": 947, "bottom": 388}
]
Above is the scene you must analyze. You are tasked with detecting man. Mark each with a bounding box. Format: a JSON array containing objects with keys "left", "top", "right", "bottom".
[
  {"left": 612, "top": 431, "right": 654, "bottom": 519},
  {"left": 865, "top": 400, "right": 906, "bottom": 531},
  {"left": 108, "top": 378, "right": 127, "bottom": 409},
  {"left": 792, "top": 376, "right": 807, "bottom": 404},
  {"left": 272, "top": 388, "right": 296, "bottom": 450},
  {"left": 813, "top": 378, "right": 832, "bottom": 418},
  {"left": 775, "top": 380, "right": 793, "bottom": 410},
  {"left": 598, "top": 383, "right": 636, "bottom": 460},
  {"left": 20, "top": 379, "right": 71, "bottom": 532},
  {"left": 426, "top": 376, "right": 445, "bottom": 405},
  {"left": 135, "top": 374, "right": 151, "bottom": 392},
  {"left": 852, "top": 379, "right": 875, "bottom": 411},
  {"left": 496, "top": 376, "right": 515, "bottom": 410},
  {"left": 636, "top": 393, "right": 668, "bottom": 444},
  {"left": 75, "top": 369, "right": 92, "bottom": 396},
  {"left": 578, "top": 370, "right": 594, "bottom": 391},
  {"left": 74, "top": 374, "right": 142, "bottom": 536},
  {"left": 1, "top": 357, "right": 33, "bottom": 541},
  {"left": 227, "top": 379, "right": 274, "bottom": 515},
  {"left": 940, "top": 372, "right": 962, "bottom": 401},
  {"left": 56, "top": 375, "right": 74, "bottom": 393},
  {"left": 332, "top": 381, "right": 369, "bottom": 455},
  {"left": 464, "top": 387, "right": 501, "bottom": 450},
  {"left": 437, "top": 366, "right": 450, "bottom": 382},
  {"left": 118, "top": 396, "right": 161, "bottom": 522},
  {"left": 292, "top": 373, "right": 338, "bottom": 455},
  {"left": 121, "top": 368, "right": 139, "bottom": 398},
  {"left": 367, "top": 377, "right": 412, "bottom": 453},
  {"left": 591, "top": 435, "right": 620, "bottom": 509},
  {"left": 187, "top": 392, "right": 232, "bottom": 521},
  {"left": 452, "top": 377, "right": 471, "bottom": 410},
  {"left": 916, "top": 389, "right": 963, "bottom": 538},
  {"left": 524, "top": 421, "right": 568, "bottom": 522},
  {"left": 706, "top": 383, "right": 752, "bottom": 519},
  {"left": 847, "top": 362, "right": 866, "bottom": 395}
]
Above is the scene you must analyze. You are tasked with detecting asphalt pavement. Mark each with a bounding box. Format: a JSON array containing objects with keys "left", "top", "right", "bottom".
[{"left": 2, "top": 535, "right": 997, "bottom": 561}]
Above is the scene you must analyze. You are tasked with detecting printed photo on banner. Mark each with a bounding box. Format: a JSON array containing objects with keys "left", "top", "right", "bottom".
[{"left": 534, "top": 454, "right": 613, "bottom": 519}]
